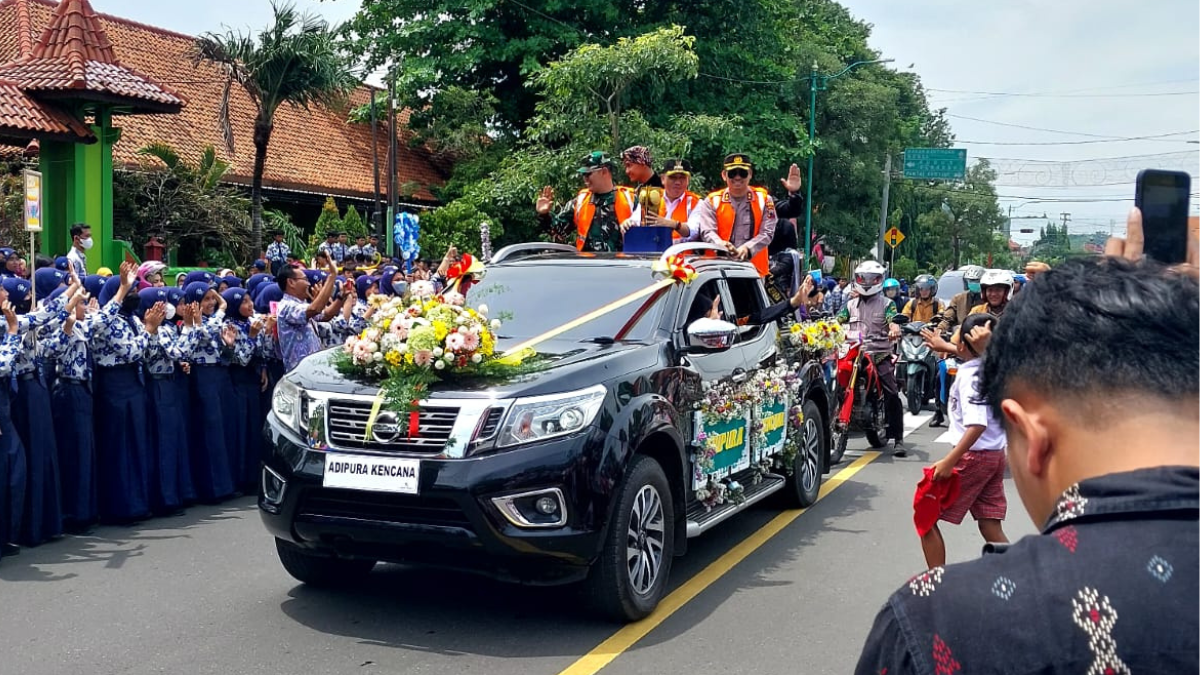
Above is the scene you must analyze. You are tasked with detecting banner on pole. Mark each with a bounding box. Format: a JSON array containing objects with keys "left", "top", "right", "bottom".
[{"left": 23, "top": 169, "right": 41, "bottom": 232}]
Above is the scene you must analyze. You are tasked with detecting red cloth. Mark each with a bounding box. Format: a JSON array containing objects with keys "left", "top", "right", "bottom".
[{"left": 913, "top": 466, "right": 962, "bottom": 537}]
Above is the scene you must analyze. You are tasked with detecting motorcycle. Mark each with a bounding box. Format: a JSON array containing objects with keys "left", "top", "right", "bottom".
[
  {"left": 894, "top": 315, "right": 939, "bottom": 415},
  {"left": 829, "top": 328, "right": 890, "bottom": 464}
]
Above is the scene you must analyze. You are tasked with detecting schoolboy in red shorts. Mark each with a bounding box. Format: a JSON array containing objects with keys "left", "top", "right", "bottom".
[{"left": 921, "top": 313, "right": 1007, "bottom": 568}]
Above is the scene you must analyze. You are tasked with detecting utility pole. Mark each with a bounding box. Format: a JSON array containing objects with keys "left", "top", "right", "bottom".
[
  {"left": 877, "top": 153, "right": 892, "bottom": 263},
  {"left": 370, "top": 89, "right": 382, "bottom": 237}
]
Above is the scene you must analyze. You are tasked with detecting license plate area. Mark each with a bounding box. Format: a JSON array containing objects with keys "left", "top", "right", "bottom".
[{"left": 323, "top": 454, "right": 420, "bottom": 494}]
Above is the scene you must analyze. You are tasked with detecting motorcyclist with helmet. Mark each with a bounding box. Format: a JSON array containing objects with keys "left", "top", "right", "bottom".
[
  {"left": 934, "top": 264, "right": 985, "bottom": 335},
  {"left": 882, "top": 277, "right": 905, "bottom": 312},
  {"left": 970, "top": 269, "right": 1014, "bottom": 317},
  {"left": 837, "top": 261, "right": 907, "bottom": 456},
  {"left": 902, "top": 274, "right": 944, "bottom": 323}
]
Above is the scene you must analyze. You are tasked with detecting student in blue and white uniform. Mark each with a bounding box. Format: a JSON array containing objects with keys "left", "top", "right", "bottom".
[
  {"left": 138, "top": 287, "right": 192, "bottom": 515},
  {"left": 253, "top": 282, "right": 285, "bottom": 390},
  {"left": 6, "top": 274, "right": 67, "bottom": 545},
  {"left": 163, "top": 287, "right": 196, "bottom": 505},
  {"left": 0, "top": 295, "right": 26, "bottom": 558},
  {"left": 220, "top": 287, "right": 265, "bottom": 492},
  {"left": 91, "top": 264, "right": 151, "bottom": 523},
  {"left": 44, "top": 286, "right": 97, "bottom": 532},
  {"left": 181, "top": 281, "right": 236, "bottom": 502}
]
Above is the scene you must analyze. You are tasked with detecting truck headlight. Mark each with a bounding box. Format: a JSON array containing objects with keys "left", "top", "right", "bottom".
[
  {"left": 497, "top": 385, "right": 606, "bottom": 448},
  {"left": 272, "top": 378, "right": 302, "bottom": 433}
]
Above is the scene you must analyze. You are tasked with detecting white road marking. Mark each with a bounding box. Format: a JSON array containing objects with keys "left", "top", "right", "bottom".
[
  {"left": 933, "top": 430, "right": 955, "bottom": 445},
  {"left": 904, "top": 411, "right": 932, "bottom": 433}
]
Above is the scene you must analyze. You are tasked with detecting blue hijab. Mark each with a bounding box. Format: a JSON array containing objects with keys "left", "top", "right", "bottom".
[
  {"left": 97, "top": 276, "right": 123, "bottom": 307},
  {"left": 34, "top": 267, "right": 66, "bottom": 301},
  {"left": 355, "top": 274, "right": 378, "bottom": 300},
  {"left": 182, "top": 281, "right": 211, "bottom": 306},
  {"left": 135, "top": 287, "right": 172, "bottom": 319},
  {"left": 221, "top": 287, "right": 250, "bottom": 323},
  {"left": 184, "top": 271, "right": 216, "bottom": 288},
  {"left": 165, "top": 288, "right": 184, "bottom": 307},
  {"left": 253, "top": 283, "right": 283, "bottom": 315},
  {"left": 54, "top": 256, "right": 70, "bottom": 272},
  {"left": 246, "top": 273, "right": 272, "bottom": 298},
  {"left": 1, "top": 277, "right": 31, "bottom": 307},
  {"left": 221, "top": 275, "right": 243, "bottom": 289},
  {"left": 83, "top": 274, "right": 106, "bottom": 299},
  {"left": 378, "top": 266, "right": 399, "bottom": 295}
]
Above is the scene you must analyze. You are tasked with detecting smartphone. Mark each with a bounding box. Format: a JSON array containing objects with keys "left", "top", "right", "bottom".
[{"left": 1135, "top": 169, "right": 1191, "bottom": 264}]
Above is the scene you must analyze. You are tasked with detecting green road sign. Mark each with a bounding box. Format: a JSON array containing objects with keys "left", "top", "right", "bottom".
[{"left": 903, "top": 148, "right": 967, "bottom": 181}]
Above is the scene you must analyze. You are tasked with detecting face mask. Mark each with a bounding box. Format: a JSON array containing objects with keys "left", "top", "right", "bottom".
[
  {"left": 164, "top": 304, "right": 176, "bottom": 321},
  {"left": 80, "top": 237, "right": 94, "bottom": 250},
  {"left": 967, "top": 282, "right": 981, "bottom": 294}
]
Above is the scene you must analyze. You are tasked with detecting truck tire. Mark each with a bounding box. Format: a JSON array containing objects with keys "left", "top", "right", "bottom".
[
  {"left": 275, "top": 538, "right": 376, "bottom": 586},
  {"left": 780, "top": 399, "right": 825, "bottom": 508},
  {"left": 586, "top": 454, "right": 674, "bottom": 622}
]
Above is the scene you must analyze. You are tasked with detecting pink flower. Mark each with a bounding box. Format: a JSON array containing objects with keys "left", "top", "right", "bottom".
[
  {"left": 390, "top": 321, "right": 409, "bottom": 340},
  {"left": 343, "top": 336, "right": 357, "bottom": 353},
  {"left": 461, "top": 331, "right": 480, "bottom": 351},
  {"left": 442, "top": 291, "right": 465, "bottom": 306},
  {"left": 413, "top": 349, "right": 434, "bottom": 367},
  {"left": 446, "top": 332, "right": 467, "bottom": 352}
]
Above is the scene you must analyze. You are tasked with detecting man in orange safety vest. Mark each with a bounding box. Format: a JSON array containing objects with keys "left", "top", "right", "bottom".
[
  {"left": 688, "top": 153, "right": 778, "bottom": 275},
  {"left": 536, "top": 151, "right": 638, "bottom": 252}
]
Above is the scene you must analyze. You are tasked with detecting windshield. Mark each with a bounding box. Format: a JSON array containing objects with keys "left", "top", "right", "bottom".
[
  {"left": 936, "top": 273, "right": 964, "bottom": 304},
  {"left": 469, "top": 262, "right": 666, "bottom": 342}
]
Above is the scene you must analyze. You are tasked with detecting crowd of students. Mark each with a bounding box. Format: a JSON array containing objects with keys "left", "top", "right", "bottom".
[{"left": 0, "top": 244, "right": 459, "bottom": 563}]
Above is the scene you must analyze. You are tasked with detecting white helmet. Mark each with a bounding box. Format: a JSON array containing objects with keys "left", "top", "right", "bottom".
[
  {"left": 853, "top": 261, "right": 886, "bottom": 296},
  {"left": 980, "top": 269, "right": 1014, "bottom": 299}
]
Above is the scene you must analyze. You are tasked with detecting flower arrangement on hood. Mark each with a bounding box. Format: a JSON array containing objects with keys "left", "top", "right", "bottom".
[{"left": 333, "top": 285, "right": 535, "bottom": 423}]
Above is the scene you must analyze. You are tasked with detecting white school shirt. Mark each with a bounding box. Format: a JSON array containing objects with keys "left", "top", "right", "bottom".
[{"left": 947, "top": 357, "right": 1007, "bottom": 451}]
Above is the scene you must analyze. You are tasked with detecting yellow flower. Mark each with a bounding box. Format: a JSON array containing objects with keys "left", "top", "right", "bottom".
[
  {"left": 385, "top": 350, "right": 403, "bottom": 366},
  {"left": 404, "top": 353, "right": 415, "bottom": 365},
  {"left": 433, "top": 320, "right": 449, "bottom": 341},
  {"left": 381, "top": 319, "right": 392, "bottom": 330},
  {"left": 790, "top": 323, "right": 801, "bottom": 334}
]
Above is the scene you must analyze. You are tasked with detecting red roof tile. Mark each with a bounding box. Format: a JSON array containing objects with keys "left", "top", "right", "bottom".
[
  {"left": 0, "top": 76, "right": 93, "bottom": 141},
  {"left": 0, "top": 0, "right": 444, "bottom": 202}
]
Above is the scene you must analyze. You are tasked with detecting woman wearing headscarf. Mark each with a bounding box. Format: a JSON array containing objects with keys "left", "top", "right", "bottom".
[
  {"left": 162, "top": 286, "right": 195, "bottom": 505},
  {"left": 180, "top": 280, "right": 235, "bottom": 502},
  {"left": 253, "top": 281, "right": 284, "bottom": 395},
  {"left": 0, "top": 288, "right": 27, "bottom": 558},
  {"left": 137, "top": 287, "right": 191, "bottom": 514},
  {"left": 91, "top": 263, "right": 152, "bottom": 523},
  {"left": 5, "top": 273, "right": 71, "bottom": 545},
  {"left": 136, "top": 261, "right": 167, "bottom": 291},
  {"left": 220, "top": 287, "right": 265, "bottom": 491},
  {"left": 245, "top": 272, "right": 272, "bottom": 300},
  {"left": 43, "top": 286, "right": 96, "bottom": 532},
  {"left": 83, "top": 273, "right": 106, "bottom": 300},
  {"left": 33, "top": 268, "right": 68, "bottom": 393}
]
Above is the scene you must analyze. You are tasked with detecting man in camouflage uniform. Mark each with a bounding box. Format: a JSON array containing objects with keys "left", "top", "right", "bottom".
[{"left": 536, "top": 152, "right": 639, "bottom": 253}]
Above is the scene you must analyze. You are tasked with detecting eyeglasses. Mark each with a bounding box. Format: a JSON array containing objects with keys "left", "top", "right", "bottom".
[{"left": 727, "top": 169, "right": 749, "bottom": 179}]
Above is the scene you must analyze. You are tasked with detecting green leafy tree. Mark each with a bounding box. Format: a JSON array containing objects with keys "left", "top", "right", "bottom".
[
  {"left": 192, "top": 1, "right": 358, "bottom": 254},
  {"left": 308, "top": 196, "right": 342, "bottom": 254},
  {"left": 342, "top": 204, "right": 367, "bottom": 239},
  {"left": 890, "top": 256, "right": 918, "bottom": 282}
]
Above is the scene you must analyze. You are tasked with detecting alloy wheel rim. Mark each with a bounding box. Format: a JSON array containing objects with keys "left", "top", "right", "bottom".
[
  {"left": 626, "top": 485, "right": 665, "bottom": 595},
  {"left": 801, "top": 417, "right": 820, "bottom": 493}
]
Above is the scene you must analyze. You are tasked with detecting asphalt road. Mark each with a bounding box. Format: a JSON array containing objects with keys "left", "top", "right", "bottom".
[{"left": 0, "top": 413, "right": 1038, "bottom": 675}]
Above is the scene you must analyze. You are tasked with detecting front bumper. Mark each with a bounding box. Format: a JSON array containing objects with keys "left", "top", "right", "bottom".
[{"left": 259, "top": 411, "right": 606, "bottom": 585}]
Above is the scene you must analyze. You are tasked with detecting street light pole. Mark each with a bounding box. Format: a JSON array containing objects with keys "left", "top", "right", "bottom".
[{"left": 802, "top": 58, "right": 894, "bottom": 266}]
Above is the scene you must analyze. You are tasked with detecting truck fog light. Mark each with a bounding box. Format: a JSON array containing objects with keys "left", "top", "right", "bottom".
[
  {"left": 535, "top": 496, "right": 559, "bottom": 515},
  {"left": 262, "top": 466, "right": 287, "bottom": 505}
]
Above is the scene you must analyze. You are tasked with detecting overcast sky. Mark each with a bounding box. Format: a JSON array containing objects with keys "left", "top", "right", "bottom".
[{"left": 105, "top": 0, "right": 1199, "bottom": 242}]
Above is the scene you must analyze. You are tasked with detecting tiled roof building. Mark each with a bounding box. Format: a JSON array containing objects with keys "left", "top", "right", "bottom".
[{"left": 0, "top": 0, "right": 444, "bottom": 203}]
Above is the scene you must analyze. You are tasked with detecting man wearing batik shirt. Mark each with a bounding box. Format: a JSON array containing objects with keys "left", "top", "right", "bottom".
[
  {"left": 536, "top": 151, "right": 639, "bottom": 253},
  {"left": 855, "top": 211, "right": 1198, "bottom": 675},
  {"left": 274, "top": 260, "right": 338, "bottom": 372}
]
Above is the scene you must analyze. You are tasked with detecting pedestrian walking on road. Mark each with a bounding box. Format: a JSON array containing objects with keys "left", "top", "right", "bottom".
[
  {"left": 857, "top": 208, "right": 1199, "bottom": 675},
  {"left": 918, "top": 312, "right": 1007, "bottom": 569}
]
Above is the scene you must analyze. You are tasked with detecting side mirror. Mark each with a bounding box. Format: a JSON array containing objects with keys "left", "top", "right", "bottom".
[{"left": 686, "top": 318, "right": 739, "bottom": 351}]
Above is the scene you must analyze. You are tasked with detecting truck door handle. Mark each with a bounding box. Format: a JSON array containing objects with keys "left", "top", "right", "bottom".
[{"left": 731, "top": 368, "right": 748, "bottom": 383}]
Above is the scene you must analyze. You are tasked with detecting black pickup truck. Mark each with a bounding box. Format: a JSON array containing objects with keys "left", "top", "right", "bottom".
[{"left": 260, "top": 243, "right": 834, "bottom": 621}]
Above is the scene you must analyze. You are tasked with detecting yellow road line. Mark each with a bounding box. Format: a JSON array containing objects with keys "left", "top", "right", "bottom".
[{"left": 556, "top": 451, "right": 882, "bottom": 675}]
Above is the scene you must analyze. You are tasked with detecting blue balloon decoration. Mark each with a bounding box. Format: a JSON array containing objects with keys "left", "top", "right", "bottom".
[{"left": 394, "top": 212, "right": 421, "bottom": 273}]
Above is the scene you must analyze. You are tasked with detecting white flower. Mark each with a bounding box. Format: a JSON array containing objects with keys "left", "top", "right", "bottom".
[
  {"left": 471, "top": 353, "right": 482, "bottom": 364},
  {"left": 365, "top": 328, "right": 380, "bottom": 342},
  {"left": 433, "top": 359, "right": 446, "bottom": 370},
  {"left": 477, "top": 303, "right": 489, "bottom": 316},
  {"left": 433, "top": 347, "right": 444, "bottom": 357},
  {"left": 366, "top": 342, "right": 379, "bottom": 353},
  {"left": 444, "top": 352, "right": 455, "bottom": 362},
  {"left": 372, "top": 351, "right": 384, "bottom": 362},
  {"left": 397, "top": 342, "right": 409, "bottom": 353},
  {"left": 457, "top": 325, "right": 468, "bottom": 334},
  {"left": 490, "top": 319, "right": 501, "bottom": 330}
]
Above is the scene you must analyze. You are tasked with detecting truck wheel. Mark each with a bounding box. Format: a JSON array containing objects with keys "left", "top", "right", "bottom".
[
  {"left": 780, "top": 400, "right": 825, "bottom": 508},
  {"left": 275, "top": 538, "right": 376, "bottom": 586},
  {"left": 906, "top": 373, "right": 924, "bottom": 415},
  {"left": 587, "top": 454, "right": 674, "bottom": 622}
]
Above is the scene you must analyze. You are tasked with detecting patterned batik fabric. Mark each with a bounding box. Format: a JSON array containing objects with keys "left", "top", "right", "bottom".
[{"left": 855, "top": 467, "right": 1198, "bottom": 675}]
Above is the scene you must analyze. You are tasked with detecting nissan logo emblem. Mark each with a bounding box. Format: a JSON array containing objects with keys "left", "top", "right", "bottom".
[{"left": 371, "top": 412, "right": 402, "bottom": 443}]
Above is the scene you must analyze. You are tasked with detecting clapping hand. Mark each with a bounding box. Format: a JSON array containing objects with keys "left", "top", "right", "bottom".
[
  {"left": 249, "top": 317, "right": 263, "bottom": 338},
  {"left": 119, "top": 261, "right": 137, "bottom": 288},
  {"left": 2, "top": 301, "right": 16, "bottom": 334},
  {"left": 220, "top": 324, "right": 237, "bottom": 348},
  {"left": 144, "top": 302, "right": 166, "bottom": 332}
]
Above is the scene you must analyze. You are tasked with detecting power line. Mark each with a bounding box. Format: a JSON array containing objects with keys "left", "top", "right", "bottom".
[
  {"left": 929, "top": 88, "right": 1198, "bottom": 99},
  {"left": 976, "top": 150, "right": 1198, "bottom": 163},
  {"left": 954, "top": 130, "right": 1199, "bottom": 146},
  {"left": 929, "top": 77, "right": 1199, "bottom": 97},
  {"left": 947, "top": 114, "right": 1145, "bottom": 140}
]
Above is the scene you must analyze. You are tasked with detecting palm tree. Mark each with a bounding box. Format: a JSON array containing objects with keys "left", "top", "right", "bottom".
[{"left": 191, "top": 1, "right": 357, "bottom": 254}]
